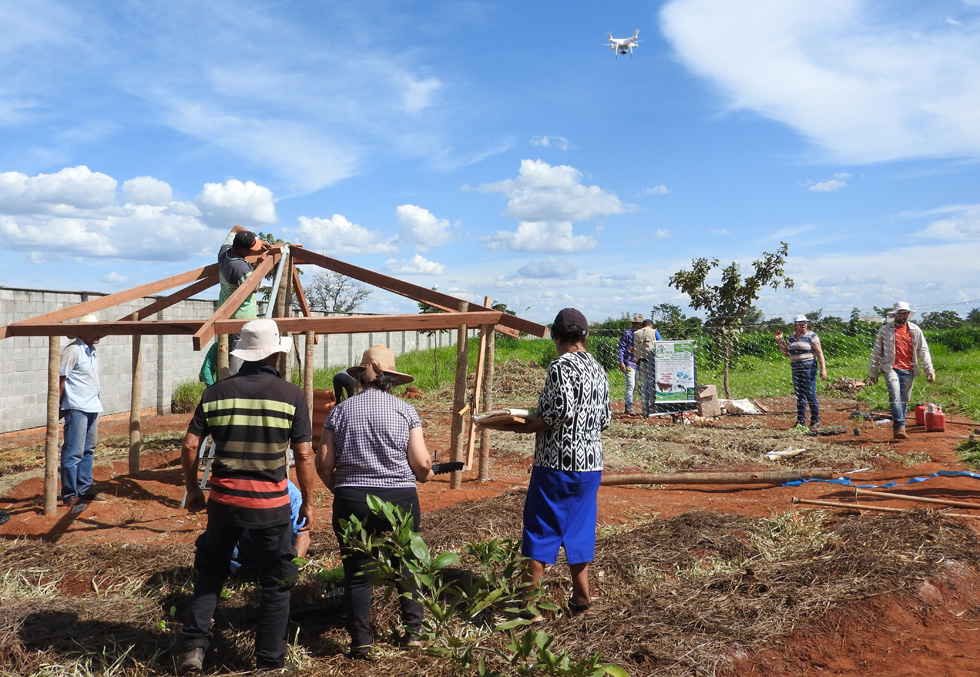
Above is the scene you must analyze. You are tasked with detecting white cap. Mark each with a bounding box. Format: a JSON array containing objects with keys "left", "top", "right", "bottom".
[
  {"left": 230, "top": 319, "right": 292, "bottom": 362},
  {"left": 793, "top": 314, "right": 809, "bottom": 323}
]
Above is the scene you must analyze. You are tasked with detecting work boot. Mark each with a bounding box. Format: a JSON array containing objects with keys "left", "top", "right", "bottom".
[
  {"left": 893, "top": 427, "right": 909, "bottom": 440},
  {"left": 177, "top": 647, "right": 204, "bottom": 675}
]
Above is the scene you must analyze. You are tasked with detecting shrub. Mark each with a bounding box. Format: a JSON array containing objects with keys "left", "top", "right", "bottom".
[{"left": 172, "top": 379, "right": 205, "bottom": 414}]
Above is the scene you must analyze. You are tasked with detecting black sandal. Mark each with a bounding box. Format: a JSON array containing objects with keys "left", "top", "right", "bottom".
[{"left": 568, "top": 601, "right": 593, "bottom": 616}]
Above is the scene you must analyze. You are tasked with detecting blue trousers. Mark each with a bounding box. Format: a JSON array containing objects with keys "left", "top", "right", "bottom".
[
  {"left": 61, "top": 409, "right": 98, "bottom": 499},
  {"left": 886, "top": 368, "right": 915, "bottom": 430},
  {"left": 791, "top": 361, "right": 819, "bottom": 426}
]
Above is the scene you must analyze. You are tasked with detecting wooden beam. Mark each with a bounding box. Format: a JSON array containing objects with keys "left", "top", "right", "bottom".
[
  {"left": 191, "top": 251, "right": 280, "bottom": 350},
  {"left": 119, "top": 271, "right": 218, "bottom": 322},
  {"left": 2, "top": 311, "right": 506, "bottom": 340},
  {"left": 10, "top": 265, "right": 218, "bottom": 327},
  {"left": 291, "top": 246, "right": 543, "bottom": 337},
  {"left": 129, "top": 312, "right": 143, "bottom": 474}
]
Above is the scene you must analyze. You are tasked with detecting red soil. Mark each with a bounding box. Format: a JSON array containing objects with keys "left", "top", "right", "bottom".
[{"left": 2, "top": 400, "right": 980, "bottom": 675}]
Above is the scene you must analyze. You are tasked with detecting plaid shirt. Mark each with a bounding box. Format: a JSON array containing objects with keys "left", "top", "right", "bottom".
[{"left": 324, "top": 389, "right": 422, "bottom": 489}]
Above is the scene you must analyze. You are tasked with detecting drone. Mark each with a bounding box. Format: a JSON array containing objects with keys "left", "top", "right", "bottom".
[{"left": 607, "top": 30, "right": 639, "bottom": 59}]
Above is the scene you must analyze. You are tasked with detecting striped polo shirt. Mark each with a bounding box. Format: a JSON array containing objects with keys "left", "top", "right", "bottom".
[{"left": 188, "top": 363, "right": 312, "bottom": 529}]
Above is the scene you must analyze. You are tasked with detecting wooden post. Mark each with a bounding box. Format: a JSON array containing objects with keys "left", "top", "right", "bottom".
[
  {"left": 449, "top": 301, "right": 469, "bottom": 489},
  {"left": 479, "top": 319, "right": 495, "bottom": 481},
  {"left": 129, "top": 312, "right": 142, "bottom": 474},
  {"left": 305, "top": 330, "right": 315, "bottom": 421},
  {"left": 275, "top": 250, "right": 292, "bottom": 377},
  {"left": 44, "top": 337, "right": 60, "bottom": 515},
  {"left": 217, "top": 333, "right": 230, "bottom": 380}
]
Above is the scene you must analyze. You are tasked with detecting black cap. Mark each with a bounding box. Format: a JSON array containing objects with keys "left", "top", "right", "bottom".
[
  {"left": 232, "top": 230, "right": 259, "bottom": 251},
  {"left": 553, "top": 307, "right": 588, "bottom": 330}
]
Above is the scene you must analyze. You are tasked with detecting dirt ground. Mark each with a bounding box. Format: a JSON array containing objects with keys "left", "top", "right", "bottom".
[{"left": 2, "top": 397, "right": 980, "bottom": 675}]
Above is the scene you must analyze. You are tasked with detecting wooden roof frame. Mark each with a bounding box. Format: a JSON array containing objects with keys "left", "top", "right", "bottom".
[{"left": 0, "top": 243, "right": 548, "bottom": 342}]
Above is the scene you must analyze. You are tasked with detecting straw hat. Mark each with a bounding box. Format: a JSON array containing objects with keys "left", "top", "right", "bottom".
[
  {"left": 230, "top": 319, "right": 292, "bottom": 361},
  {"left": 347, "top": 344, "right": 414, "bottom": 386}
]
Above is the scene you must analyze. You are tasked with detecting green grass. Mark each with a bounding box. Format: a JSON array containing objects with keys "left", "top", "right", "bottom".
[{"left": 174, "top": 333, "right": 980, "bottom": 421}]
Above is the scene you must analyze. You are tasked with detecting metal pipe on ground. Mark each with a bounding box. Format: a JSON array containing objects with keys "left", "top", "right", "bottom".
[{"left": 601, "top": 468, "right": 834, "bottom": 486}]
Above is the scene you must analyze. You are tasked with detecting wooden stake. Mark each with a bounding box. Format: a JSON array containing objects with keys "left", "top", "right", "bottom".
[
  {"left": 792, "top": 496, "right": 980, "bottom": 519},
  {"left": 854, "top": 488, "right": 980, "bottom": 510},
  {"left": 465, "top": 303, "right": 492, "bottom": 470},
  {"left": 129, "top": 312, "right": 142, "bottom": 474},
  {"left": 449, "top": 301, "right": 469, "bottom": 489},
  {"left": 479, "top": 317, "right": 495, "bottom": 482},
  {"left": 304, "top": 330, "right": 315, "bottom": 422}
]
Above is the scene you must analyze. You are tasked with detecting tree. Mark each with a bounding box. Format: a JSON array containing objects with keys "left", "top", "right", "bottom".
[
  {"left": 967, "top": 308, "right": 980, "bottom": 325},
  {"left": 650, "top": 303, "right": 685, "bottom": 327},
  {"left": 668, "top": 242, "right": 793, "bottom": 397},
  {"left": 304, "top": 270, "right": 372, "bottom": 314},
  {"left": 918, "top": 309, "right": 961, "bottom": 329}
]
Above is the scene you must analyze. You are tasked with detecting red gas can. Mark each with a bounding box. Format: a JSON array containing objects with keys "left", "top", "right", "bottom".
[
  {"left": 914, "top": 403, "right": 926, "bottom": 426},
  {"left": 926, "top": 406, "right": 946, "bottom": 432}
]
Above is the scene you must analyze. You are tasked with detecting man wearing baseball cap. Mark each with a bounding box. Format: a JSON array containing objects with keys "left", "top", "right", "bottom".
[
  {"left": 178, "top": 319, "right": 315, "bottom": 674},
  {"left": 217, "top": 225, "right": 267, "bottom": 374},
  {"left": 868, "top": 302, "right": 935, "bottom": 440}
]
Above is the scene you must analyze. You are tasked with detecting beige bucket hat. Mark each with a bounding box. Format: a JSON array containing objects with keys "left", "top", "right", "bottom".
[{"left": 347, "top": 344, "right": 414, "bottom": 386}]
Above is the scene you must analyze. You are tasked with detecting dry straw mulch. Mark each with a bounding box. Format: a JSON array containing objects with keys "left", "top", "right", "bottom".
[{"left": 2, "top": 493, "right": 980, "bottom": 676}]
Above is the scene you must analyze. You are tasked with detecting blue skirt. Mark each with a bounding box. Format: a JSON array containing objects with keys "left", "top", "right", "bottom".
[{"left": 522, "top": 466, "right": 602, "bottom": 566}]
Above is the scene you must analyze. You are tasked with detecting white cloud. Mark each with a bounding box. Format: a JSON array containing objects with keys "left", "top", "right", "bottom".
[
  {"left": 123, "top": 176, "right": 173, "bottom": 206},
  {"left": 809, "top": 179, "right": 847, "bottom": 192},
  {"left": 474, "top": 159, "right": 630, "bottom": 222},
  {"left": 710, "top": 228, "right": 730, "bottom": 235},
  {"left": 513, "top": 258, "right": 577, "bottom": 279},
  {"left": 292, "top": 214, "right": 398, "bottom": 255},
  {"left": 396, "top": 204, "right": 454, "bottom": 250},
  {"left": 643, "top": 185, "right": 671, "bottom": 195},
  {"left": 384, "top": 253, "right": 445, "bottom": 275},
  {"left": 920, "top": 204, "right": 980, "bottom": 240},
  {"left": 485, "top": 221, "right": 597, "bottom": 253},
  {"left": 194, "top": 179, "right": 276, "bottom": 228},
  {"left": 661, "top": 0, "right": 980, "bottom": 163},
  {"left": 0, "top": 167, "right": 224, "bottom": 261},
  {"left": 530, "top": 135, "right": 574, "bottom": 150}
]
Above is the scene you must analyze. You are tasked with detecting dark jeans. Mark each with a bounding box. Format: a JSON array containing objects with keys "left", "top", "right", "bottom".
[
  {"left": 181, "top": 518, "right": 297, "bottom": 669},
  {"left": 791, "top": 360, "right": 819, "bottom": 426},
  {"left": 332, "top": 486, "right": 424, "bottom": 649}
]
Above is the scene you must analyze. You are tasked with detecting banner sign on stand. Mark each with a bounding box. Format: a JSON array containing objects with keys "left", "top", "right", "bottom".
[{"left": 652, "top": 340, "right": 697, "bottom": 413}]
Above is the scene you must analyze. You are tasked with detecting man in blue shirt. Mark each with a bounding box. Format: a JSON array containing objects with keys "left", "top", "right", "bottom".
[
  {"left": 59, "top": 314, "right": 104, "bottom": 507},
  {"left": 616, "top": 315, "right": 644, "bottom": 415}
]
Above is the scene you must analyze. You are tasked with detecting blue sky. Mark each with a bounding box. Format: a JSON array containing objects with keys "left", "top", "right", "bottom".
[{"left": 3, "top": 0, "right": 980, "bottom": 326}]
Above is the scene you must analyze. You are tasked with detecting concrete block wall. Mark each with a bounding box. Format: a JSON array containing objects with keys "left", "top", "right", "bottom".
[{"left": 1, "top": 286, "right": 467, "bottom": 434}]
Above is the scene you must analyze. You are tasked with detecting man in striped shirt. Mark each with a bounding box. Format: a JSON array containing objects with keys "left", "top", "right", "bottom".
[{"left": 177, "top": 319, "right": 315, "bottom": 675}]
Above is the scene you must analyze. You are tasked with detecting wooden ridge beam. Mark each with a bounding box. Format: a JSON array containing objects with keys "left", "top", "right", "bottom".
[{"left": 291, "top": 246, "right": 544, "bottom": 338}]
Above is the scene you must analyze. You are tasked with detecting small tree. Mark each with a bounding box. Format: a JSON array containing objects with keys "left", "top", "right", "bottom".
[
  {"left": 304, "top": 270, "right": 372, "bottom": 314},
  {"left": 668, "top": 242, "right": 793, "bottom": 397}
]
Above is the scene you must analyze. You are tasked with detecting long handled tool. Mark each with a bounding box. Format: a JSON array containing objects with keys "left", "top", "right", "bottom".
[{"left": 180, "top": 435, "right": 216, "bottom": 508}]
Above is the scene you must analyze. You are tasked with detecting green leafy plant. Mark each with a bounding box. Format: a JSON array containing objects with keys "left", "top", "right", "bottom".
[{"left": 338, "top": 496, "right": 624, "bottom": 676}]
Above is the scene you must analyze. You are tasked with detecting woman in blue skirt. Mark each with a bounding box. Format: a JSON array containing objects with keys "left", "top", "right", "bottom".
[{"left": 490, "top": 308, "right": 611, "bottom": 616}]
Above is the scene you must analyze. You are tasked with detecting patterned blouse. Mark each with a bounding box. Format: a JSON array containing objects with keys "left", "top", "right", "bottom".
[
  {"left": 533, "top": 351, "right": 611, "bottom": 472},
  {"left": 324, "top": 389, "right": 422, "bottom": 489}
]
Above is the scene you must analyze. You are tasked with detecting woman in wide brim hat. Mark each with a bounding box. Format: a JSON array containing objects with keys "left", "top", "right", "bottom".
[{"left": 315, "top": 344, "right": 432, "bottom": 659}]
